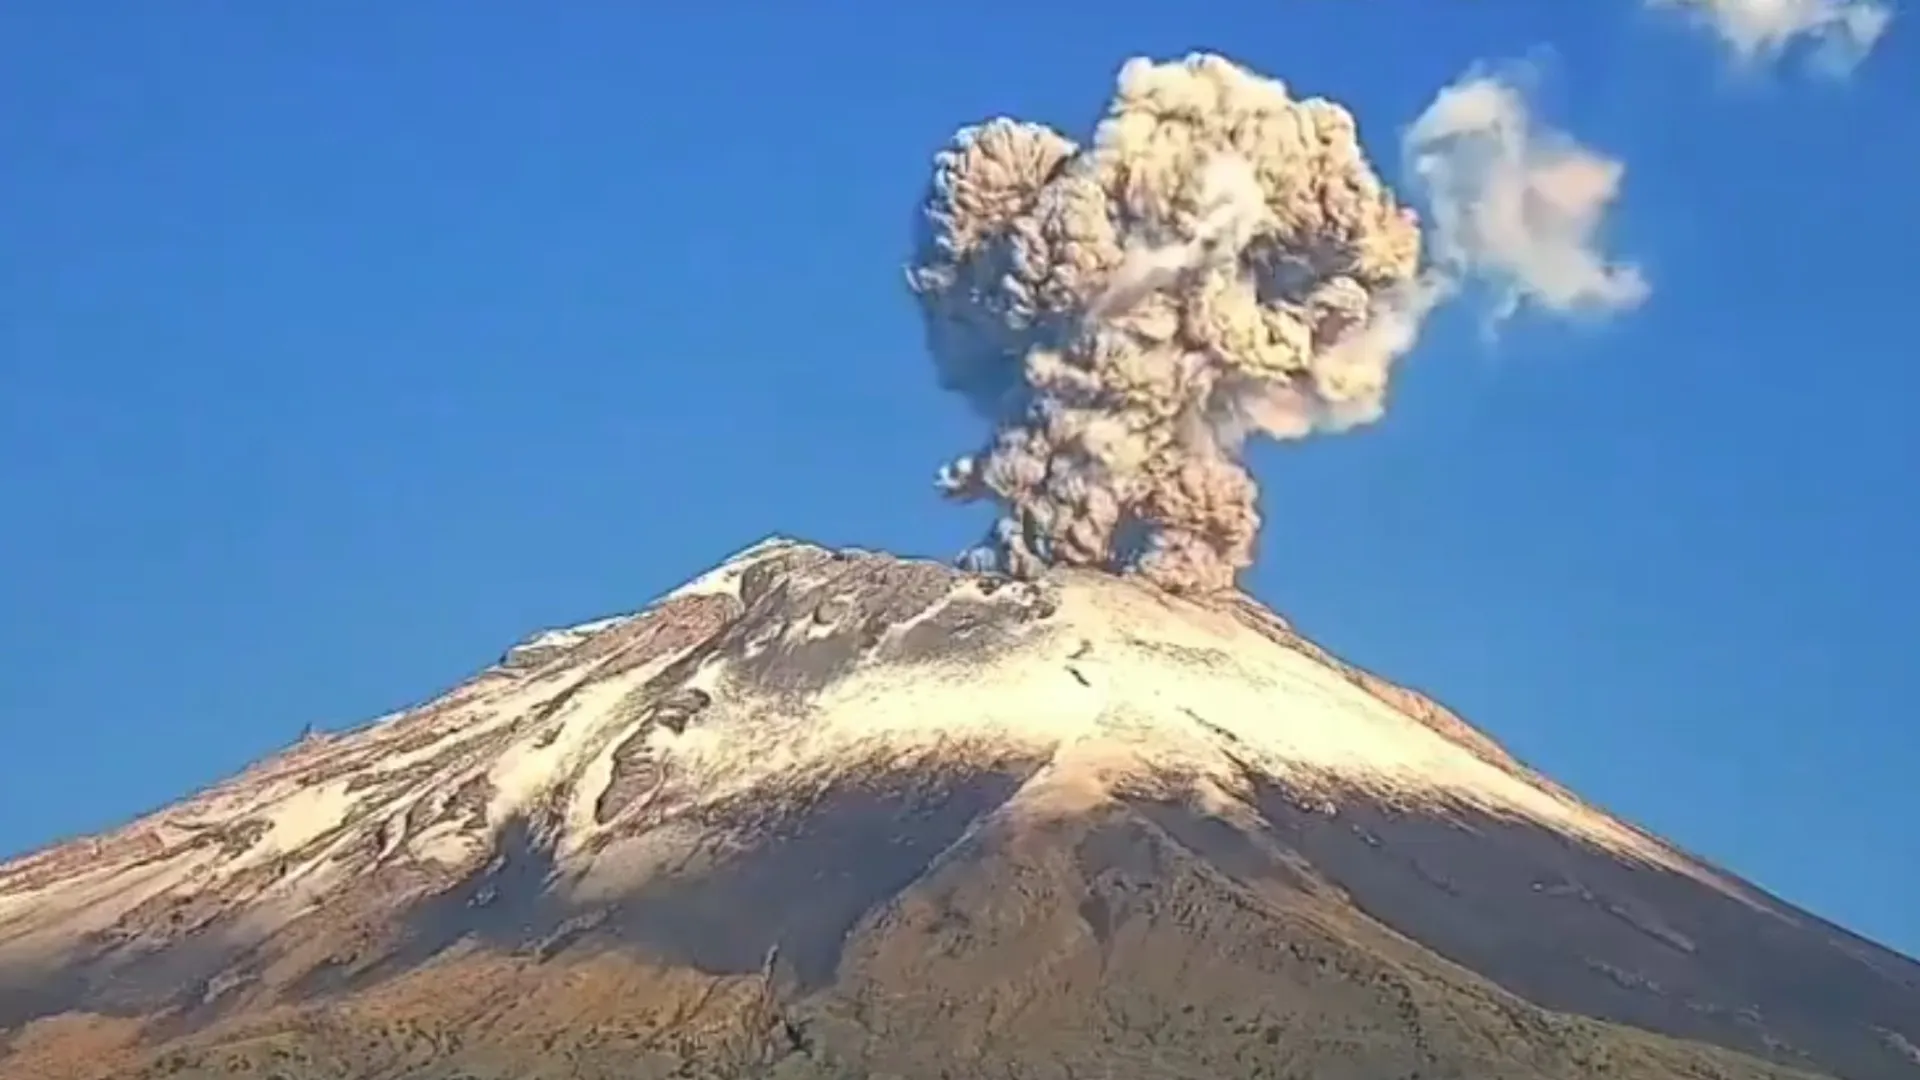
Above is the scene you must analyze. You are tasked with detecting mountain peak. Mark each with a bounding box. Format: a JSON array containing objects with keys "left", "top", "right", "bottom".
[{"left": 2, "top": 542, "right": 1915, "bottom": 1080}]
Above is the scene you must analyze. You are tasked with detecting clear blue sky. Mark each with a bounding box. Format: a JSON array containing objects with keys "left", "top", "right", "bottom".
[{"left": 3, "top": 3, "right": 1915, "bottom": 958}]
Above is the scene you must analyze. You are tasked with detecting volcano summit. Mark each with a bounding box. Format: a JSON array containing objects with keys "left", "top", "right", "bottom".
[{"left": 0, "top": 539, "right": 1915, "bottom": 1080}]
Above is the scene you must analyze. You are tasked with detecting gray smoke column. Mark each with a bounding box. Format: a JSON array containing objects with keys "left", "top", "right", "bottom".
[{"left": 907, "top": 53, "right": 1423, "bottom": 594}]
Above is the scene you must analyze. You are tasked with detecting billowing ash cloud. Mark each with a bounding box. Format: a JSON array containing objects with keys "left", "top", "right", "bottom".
[
  {"left": 1650, "top": 0, "right": 1892, "bottom": 74},
  {"left": 1405, "top": 69, "right": 1649, "bottom": 327},
  {"left": 906, "top": 54, "right": 1422, "bottom": 594},
  {"left": 906, "top": 53, "right": 1641, "bottom": 595}
]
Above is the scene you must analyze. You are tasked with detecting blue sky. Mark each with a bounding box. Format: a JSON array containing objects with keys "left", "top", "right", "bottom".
[{"left": 2, "top": 3, "right": 1915, "bottom": 958}]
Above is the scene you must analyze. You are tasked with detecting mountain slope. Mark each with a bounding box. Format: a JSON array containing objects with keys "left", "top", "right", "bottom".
[{"left": 1, "top": 539, "right": 1915, "bottom": 1080}]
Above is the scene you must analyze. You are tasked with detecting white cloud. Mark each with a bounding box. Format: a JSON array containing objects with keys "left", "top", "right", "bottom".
[
  {"left": 1650, "top": 0, "right": 1892, "bottom": 75},
  {"left": 1403, "top": 71, "right": 1649, "bottom": 328}
]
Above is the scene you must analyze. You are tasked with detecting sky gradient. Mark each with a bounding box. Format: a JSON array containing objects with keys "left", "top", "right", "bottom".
[{"left": 3, "top": 2, "right": 1916, "bottom": 957}]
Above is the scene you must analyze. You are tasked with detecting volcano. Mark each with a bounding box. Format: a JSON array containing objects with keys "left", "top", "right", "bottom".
[{"left": 1, "top": 539, "right": 1915, "bottom": 1080}]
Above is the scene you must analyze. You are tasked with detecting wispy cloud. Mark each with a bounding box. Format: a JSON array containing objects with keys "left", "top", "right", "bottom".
[
  {"left": 1649, "top": 0, "right": 1892, "bottom": 75},
  {"left": 1403, "top": 69, "right": 1649, "bottom": 329}
]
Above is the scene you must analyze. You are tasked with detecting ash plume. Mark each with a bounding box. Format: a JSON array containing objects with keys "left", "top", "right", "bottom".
[
  {"left": 906, "top": 53, "right": 1642, "bottom": 595},
  {"left": 906, "top": 54, "right": 1421, "bottom": 594}
]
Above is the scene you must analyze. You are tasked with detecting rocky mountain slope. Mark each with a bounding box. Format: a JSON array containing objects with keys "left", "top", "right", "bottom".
[{"left": 2, "top": 539, "right": 1915, "bottom": 1080}]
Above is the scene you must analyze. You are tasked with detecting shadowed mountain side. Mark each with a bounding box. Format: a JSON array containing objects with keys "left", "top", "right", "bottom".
[
  {"left": 1225, "top": 780, "right": 1920, "bottom": 1080},
  {"left": 365, "top": 760, "right": 1045, "bottom": 994},
  {"left": 0, "top": 762, "right": 1046, "bottom": 1035},
  {"left": 0, "top": 798, "right": 1831, "bottom": 1080},
  {"left": 4, "top": 779, "right": 1911, "bottom": 1080}
]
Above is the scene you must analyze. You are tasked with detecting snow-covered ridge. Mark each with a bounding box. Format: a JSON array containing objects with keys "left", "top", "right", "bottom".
[
  {"left": 0, "top": 537, "right": 1762, "bottom": 978},
  {"left": 502, "top": 615, "right": 633, "bottom": 666},
  {"left": 493, "top": 536, "right": 805, "bottom": 671}
]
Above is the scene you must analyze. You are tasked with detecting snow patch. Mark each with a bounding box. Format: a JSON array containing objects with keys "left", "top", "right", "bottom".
[
  {"left": 252, "top": 781, "right": 358, "bottom": 864},
  {"left": 487, "top": 676, "right": 643, "bottom": 828}
]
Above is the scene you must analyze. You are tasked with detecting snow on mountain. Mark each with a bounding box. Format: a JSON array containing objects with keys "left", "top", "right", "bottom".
[
  {"left": 0, "top": 538, "right": 1765, "bottom": 979},
  {"left": 5, "top": 539, "right": 1919, "bottom": 1080}
]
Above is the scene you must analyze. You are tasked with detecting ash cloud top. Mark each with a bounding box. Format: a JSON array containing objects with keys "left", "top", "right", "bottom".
[{"left": 906, "top": 53, "right": 1643, "bottom": 595}]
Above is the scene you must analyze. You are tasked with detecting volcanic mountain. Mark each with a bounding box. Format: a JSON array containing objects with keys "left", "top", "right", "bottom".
[{"left": 1, "top": 540, "right": 1915, "bottom": 1080}]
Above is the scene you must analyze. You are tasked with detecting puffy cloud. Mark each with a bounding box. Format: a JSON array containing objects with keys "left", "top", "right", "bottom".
[
  {"left": 1650, "top": 0, "right": 1892, "bottom": 74},
  {"left": 1404, "top": 69, "right": 1649, "bottom": 327}
]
